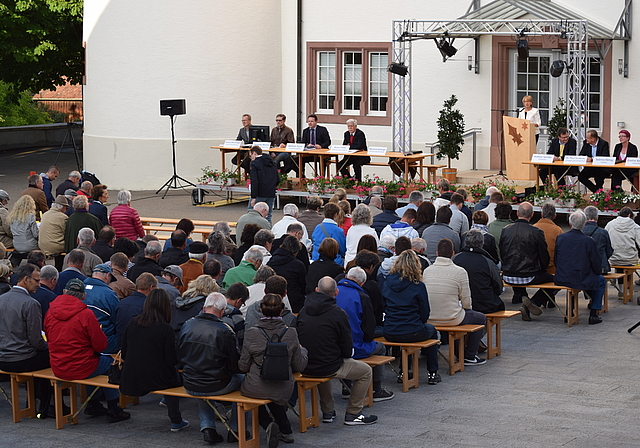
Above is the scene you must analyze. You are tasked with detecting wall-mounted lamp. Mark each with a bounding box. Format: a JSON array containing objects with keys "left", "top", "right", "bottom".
[
  {"left": 618, "top": 59, "right": 624, "bottom": 75},
  {"left": 468, "top": 56, "right": 473, "bottom": 71},
  {"left": 617, "top": 121, "right": 626, "bottom": 128}
]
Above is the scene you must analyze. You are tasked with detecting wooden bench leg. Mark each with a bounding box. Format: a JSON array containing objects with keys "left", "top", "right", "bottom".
[
  {"left": 51, "top": 380, "right": 77, "bottom": 429},
  {"left": 446, "top": 333, "right": 465, "bottom": 375},
  {"left": 400, "top": 347, "right": 420, "bottom": 392},
  {"left": 486, "top": 318, "right": 503, "bottom": 359},
  {"left": 296, "top": 381, "right": 320, "bottom": 433},
  {"left": 10, "top": 374, "right": 36, "bottom": 423},
  {"left": 602, "top": 283, "right": 609, "bottom": 313},
  {"left": 236, "top": 402, "right": 261, "bottom": 448}
]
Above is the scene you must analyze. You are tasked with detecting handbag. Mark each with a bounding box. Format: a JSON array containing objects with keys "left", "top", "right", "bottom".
[{"left": 107, "top": 351, "right": 123, "bottom": 385}]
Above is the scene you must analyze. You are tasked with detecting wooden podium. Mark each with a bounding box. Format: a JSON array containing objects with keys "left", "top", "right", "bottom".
[{"left": 503, "top": 116, "right": 536, "bottom": 180}]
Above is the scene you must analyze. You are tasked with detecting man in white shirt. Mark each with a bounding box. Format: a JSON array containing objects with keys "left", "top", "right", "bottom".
[{"left": 270, "top": 203, "right": 310, "bottom": 250}]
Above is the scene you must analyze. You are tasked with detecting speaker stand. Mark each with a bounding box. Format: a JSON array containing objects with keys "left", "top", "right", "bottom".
[
  {"left": 54, "top": 122, "right": 82, "bottom": 172},
  {"left": 156, "top": 115, "right": 195, "bottom": 199}
]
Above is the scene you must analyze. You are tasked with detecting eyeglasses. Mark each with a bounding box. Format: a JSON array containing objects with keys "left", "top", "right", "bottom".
[
  {"left": 276, "top": 119, "right": 284, "bottom": 122},
  {"left": 28, "top": 276, "right": 40, "bottom": 283}
]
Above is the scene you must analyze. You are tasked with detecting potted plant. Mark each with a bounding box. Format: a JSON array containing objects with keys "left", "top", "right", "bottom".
[
  {"left": 198, "top": 167, "right": 240, "bottom": 187},
  {"left": 547, "top": 99, "right": 567, "bottom": 143},
  {"left": 279, "top": 173, "right": 292, "bottom": 190},
  {"left": 436, "top": 94, "right": 465, "bottom": 182}
]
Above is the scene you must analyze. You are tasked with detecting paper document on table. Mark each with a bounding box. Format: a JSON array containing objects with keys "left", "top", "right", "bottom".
[
  {"left": 625, "top": 158, "right": 640, "bottom": 167},
  {"left": 564, "top": 155, "right": 587, "bottom": 164},
  {"left": 286, "top": 143, "right": 305, "bottom": 151},
  {"left": 223, "top": 140, "right": 242, "bottom": 148},
  {"left": 368, "top": 147, "right": 388, "bottom": 156},
  {"left": 329, "top": 145, "right": 357, "bottom": 154},
  {"left": 254, "top": 142, "right": 271, "bottom": 151},
  {"left": 531, "top": 154, "right": 554, "bottom": 163},
  {"left": 593, "top": 156, "right": 615, "bottom": 166}
]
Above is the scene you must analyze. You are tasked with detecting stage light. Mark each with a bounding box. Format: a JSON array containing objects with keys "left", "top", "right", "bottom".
[
  {"left": 436, "top": 39, "right": 457, "bottom": 60},
  {"left": 517, "top": 39, "right": 529, "bottom": 58},
  {"left": 388, "top": 62, "right": 408, "bottom": 77}
]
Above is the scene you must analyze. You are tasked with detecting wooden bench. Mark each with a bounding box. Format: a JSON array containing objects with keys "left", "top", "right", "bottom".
[
  {"left": 484, "top": 311, "right": 521, "bottom": 359},
  {"left": 603, "top": 272, "right": 626, "bottom": 312},
  {"left": 143, "top": 225, "right": 214, "bottom": 243},
  {"left": 609, "top": 265, "right": 640, "bottom": 304},
  {"left": 373, "top": 337, "right": 440, "bottom": 392},
  {"left": 293, "top": 373, "right": 332, "bottom": 433},
  {"left": 432, "top": 325, "right": 486, "bottom": 375},
  {"left": 359, "top": 355, "right": 395, "bottom": 407},
  {"left": 0, "top": 369, "right": 36, "bottom": 423},
  {"left": 505, "top": 282, "right": 581, "bottom": 327}
]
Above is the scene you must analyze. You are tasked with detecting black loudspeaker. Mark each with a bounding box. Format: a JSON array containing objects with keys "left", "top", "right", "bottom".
[
  {"left": 388, "top": 63, "right": 408, "bottom": 77},
  {"left": 550, "top": 60, "right": 565, "bottom": 78},
  {"left": 160, "top": 99, "right": 186, "bottom": 116},
  {"left": 517, "top": 39, "right": 529, "bottom": 58}
]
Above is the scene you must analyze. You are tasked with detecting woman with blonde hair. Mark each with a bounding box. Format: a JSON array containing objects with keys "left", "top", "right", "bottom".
[
  {"left": 345, "top": 204, "right": 378, "bottom": 267},
  {"left": 171, "top": 274, "right": 220, "bottom": 336},
  {"left": 518, "top": 95, "right": 541, "bottom": 143},
  {"left": 381, "top": 250, "right": 440, "bottom": 384},
  {"left": 9, "top": 195, "right": 39, "bottom": 258},
  {"left": 338, "top": 200, "right": 352, "bottom": 235},
  {"left": 329, "top": 188, "right": 347, "bottom": 204}
]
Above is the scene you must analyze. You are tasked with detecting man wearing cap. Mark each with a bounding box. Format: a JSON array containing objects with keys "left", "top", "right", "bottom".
[
  {"left": 178, "top": 241, "right": 208, "bottom": 294},
  {"left": 127, "top": 240, "right": 164, "bottom": 284},
  {"left": 45, "top": 278, "right": 130, "bottom": 423},
  {"left": 156, "top": 265, "right": 183, "bottom": 303},
  {"left": 39, "top": 195, "right": 69, "bottom": 269},
  {"left": 40, "top": 166, "right": 60, "bottom": 207},
  {"left": 109, "top": 252, "right": 136, "bottom": 299},
  {"left": 63, "top": 189, "right": 77, "bottom": 216},
  {"left": 21, "top": 173, "right": 49, "bottom": 220},
  {"left": 114, "top": 273, "right": 158, "bottom": 346},
  {"left": 0, "top": 189, "right": 13, "bottom": 249},
  {"left": 84, "top": 263, "right": 120, "bottom": 354},
  {"left": 55, "top": 170, "right": 82, "bottom": 197},
  {"left": 54, "top": 249, "right": 86, "bottom": 295}
]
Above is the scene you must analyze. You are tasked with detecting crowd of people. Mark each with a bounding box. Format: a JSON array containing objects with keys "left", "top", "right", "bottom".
[{"left": 0, "top": 163, "right": 633, "bottom": 446}]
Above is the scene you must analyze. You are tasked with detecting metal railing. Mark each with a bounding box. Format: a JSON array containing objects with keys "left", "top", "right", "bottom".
[{"left": 425, "top": 128, "right": 482, "bottom": 170}]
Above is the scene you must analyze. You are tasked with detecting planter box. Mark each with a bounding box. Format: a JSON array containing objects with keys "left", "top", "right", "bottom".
[{"left": 533, "top": 197, "right": 575, "bottom": 208}]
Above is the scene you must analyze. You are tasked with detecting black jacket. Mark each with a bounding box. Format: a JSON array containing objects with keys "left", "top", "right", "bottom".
[
  {"left": 271, "top": 235, "right": 310, "bottom": 270},
  {"left": 613, "top": 142, "right": 639, "bottom": 160},
  {"left": 582, "top": 221, "right": 613, "bottom": 274},
  {"left": 92, "top": 240, "right": 114, "bottom": 263},
  {"left": 250, "top": 154, "right": 279, "bottom": 199},
  {"left": 301, "top": 125, "right": 331, "bottom": 148},
  {"left": 159, "top": 246, "right": 189, "bottom": 268},
  {"left": 554, "top": 229, "right": 603, "bottom": 291},
  {"left": 499, "top": 219, "right": 549, "bottom": 277},
  {"left": 267, "top": 248, "right": 308, "bottom": 313},
  {"left": 372, "top": 210, "right": 400, "bottom": 235},
  {"left": 579, "top": 138, "right": 610, "bottom": 158},
  {"left": 297, "top": 291, "right": 352, "bottom": 377},
  {"left": 547, "top": 136, "right": 578, "bottom": 159},
  {"left": 304, "top": 255, "right": 344, "bottom": 296},
  {"left": 128, "top": 257, "right": 163, "bottom": 283},
  {"left": 178, "top": 312, "right": 240, "bottom": 393},
  {"left": 343, "top": 129, "right": 367, "bottom": 150},
  {"left": 453, "top": 247, "right": 504, "bottom": 314}
]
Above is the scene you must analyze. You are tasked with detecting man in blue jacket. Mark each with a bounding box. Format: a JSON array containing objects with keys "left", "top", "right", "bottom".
[
  {"left": 114, "top": 273, "right": 157, "bottom": 346},
  {"left": 84, "top": 263, "right": 120, "bottom": 353},
  {"left": 555, "top": 210, "right": 605, "bottom": 325}
]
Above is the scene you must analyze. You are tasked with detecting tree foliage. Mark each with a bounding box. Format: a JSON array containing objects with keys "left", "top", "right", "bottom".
[
  {"left": 0, "top": 0, "right": 83, "bottom": 98},
  {"left": 436, "top": 94, "right": 465, "bottom": 169},
  {"left": 0, "top": 81, "right": 52, "bottom": 126}
]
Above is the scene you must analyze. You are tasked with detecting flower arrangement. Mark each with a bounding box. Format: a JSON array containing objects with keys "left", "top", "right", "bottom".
[
  {"left": 467, "top": 179, "right": 518, "bottom": 203},
  {"left": 589, "top": 189, "right": 640, "bottom": 212},
  {"left": 306, "top": 174, "right": 442, "bottom": 198},
  {"left": 526, "top": 184, "right": 587, "bottom": 208},
  {"left": 198, "top": 167, "right": 241, "bottom": 187}
]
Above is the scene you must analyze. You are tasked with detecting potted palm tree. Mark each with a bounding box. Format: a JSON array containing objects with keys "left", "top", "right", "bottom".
[{"left": 436, "top": 94, "right": 465, "bottom": 182}]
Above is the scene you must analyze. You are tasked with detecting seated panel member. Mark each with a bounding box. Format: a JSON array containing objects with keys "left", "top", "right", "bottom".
[
  {"left": 577, "top": 129, "right": 610, "bottom": 193},
  {"left": 232, "top": 114, "right": 253, "bottom": 174},
  {"left": 270, "top": 114, "right": 295, "bottom": 172},
  {"left": 611, "top": 130, "right": 639, "bottom": 190},
  {"left": 338, "top": 119, "right": 369, "bottom": 182},
  {"left": 539, "top": 127, "right": 578, "bottom": 186}
]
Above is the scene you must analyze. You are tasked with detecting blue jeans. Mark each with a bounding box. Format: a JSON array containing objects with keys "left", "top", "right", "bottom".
[
  {"left": 187, "top": 374, "right": 244, "bottom": 432},
  {"left": 459, "top": 309, "right": 487, "bottom": 359},
  {"left": 86, "top": 355, "right": 119, "bottom": 402},
  {"left": 248, "top": 197, "right": 275, "bottom": 224},
  {"left": 582, "top": 275, "right": 606, "bottom": 311}
]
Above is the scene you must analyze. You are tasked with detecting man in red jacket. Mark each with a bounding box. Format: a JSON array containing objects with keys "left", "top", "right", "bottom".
[{"left": 44, "top": 278, "right": 130, "bottom": 423}]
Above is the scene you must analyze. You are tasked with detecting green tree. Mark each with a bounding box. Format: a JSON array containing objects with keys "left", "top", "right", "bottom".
[
  {"left": 0, "top": 0, "right": 83, "bottom": 98},
  {"left": 0, "top": 81, "right": 52, "bottom": 126},
  {"left": 436, "top": 94, "right": 465, "bottom": 169}
]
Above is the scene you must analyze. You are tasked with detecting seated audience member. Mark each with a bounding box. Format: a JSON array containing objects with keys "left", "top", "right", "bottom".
[
  {"left": 233, "top": 223, "right": 261, "bottom": 266},
  {"left": 500, "top": 202, "right": 556, "bottom": 320},
  {"left": 337, "top": 200, "right": 352, "bottom": 235},
  {"left": 432, "top": 178, "right": 453, "bottom": 209},
  {"left": 132, "top": 234, "right": 159, "bottom": 264},
  {"left": 413, "top": 201, "right": 436, "bottom": 236},
  {"left": 224, "top": 247, "right": 263, "bottom": 288},
  {"left": 31, "top": 265, "right": 59, "bottom": 321},
  {"left": 8, "top": 250, "right": 45, "bottom": 285},
  {"left": 377, "top": 236, "right": 412, "bottom": 288},
  {"left": 84, "top": 264, "right": 120, "bottom": 353},
  {"left": 448, "top": 193, "right": 470, "bottom": 236},
  {"left": 160, "top": 230, "right": 190, "bottom": 268},
  {"left": 377, "top": 234, "right": 396, "bottom": 264},
  {"left": 239, "top": 293, "right": 308, "bottom": 446},
  {"left": 555, "top": 210, "right": 606, "bottom": 325},
  {"left": 351, "top": 250, "right": 385, "bottom": 330},
  {"left": 0, "top": 262, "right": 12, "bottom": 295},
  {"left": 109, "top": 252, "right": 136, "bottom": 299},
  {"left": 108, "top": 190, "right": 145, "bottom": 241},
  {"left": 455, "top": 188, "right": 473, "bottom": 227},
  {"left": 297, "top": 276, "right": 377, "bottom": 426},
  {"left": 312, "top": 203, "right": 346, "bottom": 266},
  {"left": 213, "top": 221, "right": 237, "bottom": 260},
  {"left": 345, "top": 204, "right": 379, "bottom": 267},
  {"left": 88, "top": 184, "right": 109, "bottom": 226},
  {"left": 345, "top": 234, "right": 378, "bottom": 272},
  {"left": 45, "top": 278, "right": 130, "bottom": 423},
  {"left": 162, "top": 218, "right": 195, "bottom": 253},
  {"left": 305, "top": 237, "right": 344, "bottom": 294},
  {"left": 244, "top": 275, "right": 296, "bottom": 329},
  {"left": 0, "top": 189, "right": 13, "bottom": 249},
  {"left": 368, "top": 196, "right": 383, "bottom": 218},
  {"left": 487, "top": 201, "right": 513, "bottom": 257},
  {"left": 604, "top": 207, "right": 640, "bottom": 267},
  {"left": 120, "top": 288, "right": 187, "bottom": 431},
  {"left": 396, "top": 190, "right": 424, "bottom": 218},
  {"left": 206, "top": 231, "right": 235, "bottom": 278},
  {"left": 93, "top": 226, "right": 116, "bottom": 263},
  {"left": 178, "top": 241, "right": 208, "bottom": 293},
  {"left": 534, "top": 203, "right": 563, "bottom": 277},
  {"left": 64, "top": 195, "right": 103, "bottom": 254},
  {"left": 8, "top": 195, "right": 39, "bottom": 260},
  {"left": 38, "top": 195, "right": 69, "bottom": 268},
  {"left": 243, "top": 265, "right": 276, "bottom": 315},
  {"left": 20, "top": 173, "right": 48, "bottom": 220},
  {"left": 115, "top": 273, "right": 158, "bottom": 346},
  {"left": 178, "top": 292, "right": 243, "bottom": 444},
  {"left": 62, "top": 227, "right": 102, "bottom": 276},
  {"left": 55, "top": 171, "right": 81, "bottom": 197},
  {"left": 475, "top": 186, "right": 500, "bottom": 212},
  {"left": 336, "top": 267, "right": 394, "bottom": 402},
  {"left": 113, "top": 237, "right": 140, "bottom": 266},
  {"left": 242, "top": 229, "right": 274, "bottom": 265},
  {"left": 381, "top": 208, "right": 419, "bottom": 240},
  {"left": 298, "top": 196, "right": 324, "bottom": 237},
  {"left": 222, "top": 282, "right": 249, "bottom": 347},
  {"left": 425, "top": 238, "right": 487, "bottom": 365},
  {"left": 371, "top": 196, "right": 400, "bottom": 236},
  {"left": 463, "top": 210, "right": 499, "bottom": 264},
  {"left": 236, "top": 202, "right": 271, "bottom": 238},
  {"left": 271, "top": 203, "right": 310, "bottom": 247},
  {"left": 77, "top": 180, "right": 93, "bottom": 198},
  {"left": 328, "top": 188, "right": 347, "bottom": 205},
  {"left": 128, "top": 240, "right": 164, "bottom": 283},
  {"left": 267, "top": 235, "right": 307, "bottom": 313},
  {"left": 422, "top": 206, "right": 461, "bottom": 263},
  {"left": 54, "top": 249, "right": 86, "bottom": 295},
  {"left": 483, "top": 191, "right": 504, "bottom": 224},
  {"left": 0, "top": 264, "right": 52, "bottom": 417},
  {"left": 271, "top": 223, "right": 310, "bottom": 269},
  {"left": 156, "top": 265, "right": 183, "bottom": 303},
  {"left": 172, "top": 274, "right": 220, "bottom": 338},
  {"left": 583, "top": 206, "right": 613, "bottom": 274},
  {"left": 203, "top": 259, "right": 224, "bottom": 289},
  {"left": 411, "top": 237, "right": 431, "bottom": 272},
  {"left": 454, "top": 229, "right": 504, "bottom": 314}
]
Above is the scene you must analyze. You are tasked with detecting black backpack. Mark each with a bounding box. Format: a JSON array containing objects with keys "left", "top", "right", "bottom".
[{"left": 258, "top": 327, "right": 289, "bottom": 381}]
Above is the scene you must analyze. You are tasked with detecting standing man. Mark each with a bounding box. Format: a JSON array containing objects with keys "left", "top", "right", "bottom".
[
  {"left": 40, "top": 166, "right": 60, "bottom": 207},
  {"left": 270, "top": 113, "right": 295, "bottom": 172},
  {"left": 56, "top": 170, "right": 82, "bottom": 196},
  {"left": 539, "top": 127, "right": 578, "bottom": 186},
  {"left": 21, "top": 174, "right": 48, "bottom": 220},
  {"left": 249, "top": 146, "right": 279, "bottom": 224},
  {"left": 232, "top": 114, "right": 253, "bottom": 174},
  {"left": 578, "top": 129, "right": 610, "bottom": 193},
  {"left": 338, "top": 119, "right": 369, "bottom": 182}
]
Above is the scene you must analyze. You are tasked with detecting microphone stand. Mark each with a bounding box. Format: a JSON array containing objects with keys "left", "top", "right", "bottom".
[{"left": 485, "top": 108, "right": 521, "bottom": 180}]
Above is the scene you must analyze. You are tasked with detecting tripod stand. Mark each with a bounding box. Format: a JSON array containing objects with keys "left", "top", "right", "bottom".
[
  {"left": 485, "top": 108, "right": 519, "bottom": 180},
  {"left": 156, "top": 115, "right": 195, "bottom": 199},
  {"left": 54, "top": 122, "right": 82, "bottom": 172}
]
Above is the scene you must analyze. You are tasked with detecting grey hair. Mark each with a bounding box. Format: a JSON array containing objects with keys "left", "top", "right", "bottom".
[
  {"left": 584, "top": 205, "right": 599, "bottom": 221},
  {"left": 117, "top": 190, "right": 132, "bottom": 205},
  {"left": 370, "top": 196, "right": 382, "bottom": 208},
  {"left": 40, "top": 265, "right": 59, "bottom": 282},
  {"left": 346, "top": 118, "right": 358, "bottom": 126},
  {"left": 541, "top": 202, "right": 556, "bottom": 219},
  {"left": 569, "top": 210, "right": 587, "bottom": 230},
  {"left": 282, "top": 203, "right": 299, "bottom": 216},
  {"left": 207, "top": 231, "right": 226, "bottom": 254},
  {"left": 351, "top": 204, "right": 373, "bottom": 226},
  {"left": 411, "top": 237, "right": 427, "bottom": 252},
  {"left": 69, "top": 170, "right": 81, "bottom": 179},
  {"left": 78, "top": 227, "right": 95, "bottom": 245},
  {"left": 346, "top": 266, "right": 367, "bottom": 285},
  {"left": 286, "top": 223, "right": 303, "bottom": 234},
  {"left": 204, "top": 292, "right": 227, "bottom": 311},
  {"left": 189, "top": 252, "right": 207, "bottom": 261},
  {"left": 72, "top": 195, "right": 88, "bottom": 210},
  {"left": 380, "top": 234, "right": 396, "bottom": 249},
  {"left": 144, "top": 240, "right": 163, "bottom": 256},
  {"left": 245, "top": 248, "right": 264, "bottom": 263},
  {"left": 253, "top": 202, "right": 269, "bottom": 214},
  {"left": 51, "top": 202, "right": 65, "bottom": 211},
  {"left": 213, "top": 221, "right": 231, "bottom": 236},
  {"left": 370, "top": 186, "right": 384, "bottom": 196},
  {"left": 317, "top": 276, "right": 337, "bottom": 296},
  {"left": 408, "top": 190, "right": 424, "bottom": 204},
  {"left": 517, "top": 202, "right": 534, "bottom": 219},
  {"left": 485, "top": 186, "right": 500, "bottom": 196},
  {"left": 465, "top": 228, "right": 484, "bottom": 249},
  {"left": 254, "top": 229, "right": 274, "bottom": 247},
  {"left": 253, "top": 265, "right": 275, "bottom": 283}
]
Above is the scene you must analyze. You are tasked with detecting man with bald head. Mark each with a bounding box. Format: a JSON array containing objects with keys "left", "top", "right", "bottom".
[{"left": 499, "top": 202, "right": 557, "bottom": 321}]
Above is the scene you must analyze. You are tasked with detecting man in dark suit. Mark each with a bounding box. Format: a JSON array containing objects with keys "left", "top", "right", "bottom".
[
  {"left": 232, "top": 114, "right": 253, "bottom": 173},
  {"left": 539, "top": 127, "right": 578, "bottom": 186},
  {"left": 578, "top": 129, "right": 610, "bottom": 193},
  {"left": 286, "top": 114, "right": 333, "bottom": 177},
  {"left": 338, "top": 119, "right": 369, "bottom": 182}
]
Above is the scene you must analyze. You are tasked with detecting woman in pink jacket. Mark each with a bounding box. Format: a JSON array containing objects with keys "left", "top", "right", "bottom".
[{"left": 109, "top": 190, "right": 145, "bottom": 240}]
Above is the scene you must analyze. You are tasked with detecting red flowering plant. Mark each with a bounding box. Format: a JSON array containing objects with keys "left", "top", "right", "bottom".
[
  {"left": 467, "top": 179, "right": 518, "bottom": 203},
  {"left": 589, "top": 189, "right": 640, "bottom": 212}
]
